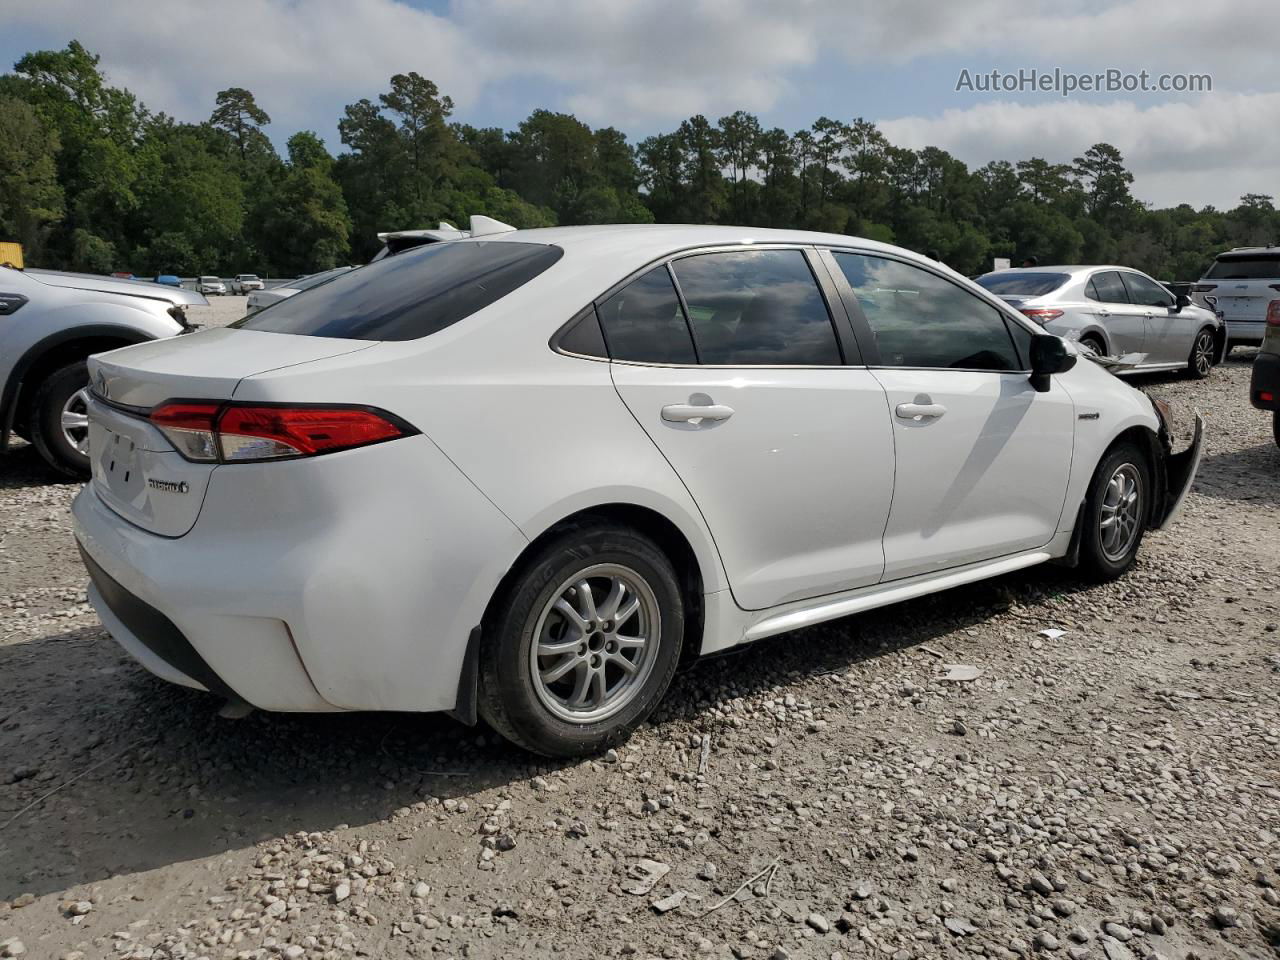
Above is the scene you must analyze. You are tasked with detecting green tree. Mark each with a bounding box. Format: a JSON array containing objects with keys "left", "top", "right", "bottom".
[
  {"left": 210, "top": 87, "right": 272, "bottom": 164},
  {"left": 0, "top": 96, "right": 64, "bottom": 255}
]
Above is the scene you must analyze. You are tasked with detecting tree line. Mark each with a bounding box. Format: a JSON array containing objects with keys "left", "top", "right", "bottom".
[{"left": 2, "top": 40, "right": 1277, "bottom": 280}]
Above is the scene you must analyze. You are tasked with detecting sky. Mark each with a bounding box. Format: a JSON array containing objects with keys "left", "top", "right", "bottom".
[{"left": 1, "top": 0, "right": 1276, "bottom": 211}]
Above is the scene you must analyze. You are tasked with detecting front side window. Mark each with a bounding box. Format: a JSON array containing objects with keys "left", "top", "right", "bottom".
[
  {"left": 833, "top": 253, "right": 1021, "bottom": 371},
  {"left": 235, "top": 241, "right": 562, "bottom": 341},
  {"left": 670, "top": 249, "right": 842, "bottom": 365},
  {"left": 1087, "top": 271, "right": 1130, "bottom": 304},
  {"left": 596, "top": 266, "right": 697, "bottom": 364},
  {"left": 1120, "top": 272, "right": 1173, "bottom": 308}
]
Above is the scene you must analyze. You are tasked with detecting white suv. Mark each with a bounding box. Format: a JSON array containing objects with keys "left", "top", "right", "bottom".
[
  {"left": 1194, "top": 246, "right": 1280, "bottom": 350},
  {"left": 72, "top": 225, "right": 1202, "bottom": 756},
  {"left": 196, "top": 276, "right": 227, "bottom": 296},
  {"left": 232, "top": 274, "right": 264, "bottom": 294}
]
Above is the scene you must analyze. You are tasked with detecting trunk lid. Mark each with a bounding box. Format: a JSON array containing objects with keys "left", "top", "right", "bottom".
[{"left": 86, "top": 328, "right": 376, "bottom": 536}]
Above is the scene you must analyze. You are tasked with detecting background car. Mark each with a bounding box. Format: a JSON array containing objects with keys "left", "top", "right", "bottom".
[
  {"left": 976, "top": 265, "right": 1222, "bottom": 377},
  {"left": 196, "top": 276, "right": 227, "bottom": 296},
  {"left": 0, "top": 266, "right": 205, "bottom": 475},
  {"left": 244, "top": 266, "right": 354, "bottom": 313},
  {"left": 111, "top": 271, "right": 135, "bottom": 280},
  {"left": 154, "top": 274, "right": 182, "bottom": 287},
  {"left": 1249, "top": 298, "right": 1280, "bottom": 446},
  {"left": 72, "top": 224, "right": 1200, "bottom": 758},
  {"left": 231, "top": 273, "right": 264, "bottom": 294},
  {"left": 1193, "top": 246, "right": 1280, "bottom": 352}
]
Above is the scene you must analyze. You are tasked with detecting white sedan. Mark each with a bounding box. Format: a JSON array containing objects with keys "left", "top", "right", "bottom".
[{"left": 72, "top": 223, "right": 1201, "bottom": 756}]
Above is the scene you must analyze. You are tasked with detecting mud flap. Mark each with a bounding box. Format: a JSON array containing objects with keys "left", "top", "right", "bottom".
[
  {"left": 446, "top": 625, "right": 482, "bottom": 727},
  {"left": 1153, "top": 412, "right": 1204, "bottom": 530}
]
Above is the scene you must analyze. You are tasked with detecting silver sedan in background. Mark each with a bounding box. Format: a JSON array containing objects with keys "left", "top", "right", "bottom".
[
  {"left": 975, "top": 265, "right": 1222, "bottom": 378},
  {"left": 244, "top": 266, "right": 355, "bottom": 314}
]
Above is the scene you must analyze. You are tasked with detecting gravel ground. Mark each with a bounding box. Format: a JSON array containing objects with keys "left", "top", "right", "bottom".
[{"left": 1, "top": 323, "right": 1277, "bottom": 960}]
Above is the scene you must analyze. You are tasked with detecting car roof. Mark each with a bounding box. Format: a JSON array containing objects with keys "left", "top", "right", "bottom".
[
  {"left": 462, "top": 223, "right": 915, "bottom": 268},
  {"left": 1215, "top": 246, "right": 1280, "bottom": 257},
  {"left": 980, "top": 265, "right": 1144, "bottom": 277}
]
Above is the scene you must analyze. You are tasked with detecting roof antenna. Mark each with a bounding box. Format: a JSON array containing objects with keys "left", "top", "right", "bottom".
[{"left": 469, "top": 215, "right": 517, "bottom": 238}]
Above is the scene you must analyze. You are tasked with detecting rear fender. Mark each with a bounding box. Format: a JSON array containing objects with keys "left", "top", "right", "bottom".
[{"left": 1151, "top": 412, "right": 1203, "bottom": 530}]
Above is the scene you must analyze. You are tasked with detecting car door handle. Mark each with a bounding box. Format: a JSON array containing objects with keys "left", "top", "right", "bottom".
[
  {"left": 1096, "top": 309, "right": 1111, "bottom": 317},
  {"left": 661, "top": 403, "right": 735, "bottom": 423},
  {"left": 895, "top": 402, "right": 947, "bottom": 421}
]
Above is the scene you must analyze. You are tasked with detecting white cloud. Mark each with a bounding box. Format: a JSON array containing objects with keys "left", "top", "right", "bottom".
[
  {"left": 879, "top": 93, "right": 1280, "bottom": 208},
  {"left": 1, "top": 0, "right": 1276, "bottom": 206}
]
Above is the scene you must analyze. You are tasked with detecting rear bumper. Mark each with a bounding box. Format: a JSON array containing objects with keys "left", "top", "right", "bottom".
[
  {"left": 1225, "top": 320, "right": 1265, "bottom": 345},
  {"left": 72, "top": 434, "right": 527, "bottom": 713}
]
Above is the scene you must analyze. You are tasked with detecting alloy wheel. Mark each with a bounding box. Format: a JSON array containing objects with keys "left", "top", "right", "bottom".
[
  {"left": 529, "top": 563, "right": 661, "bottom": 724},
  {"left": 1099, "top": 463, "right": 1143, "bottom": 562},
  {"left": 60, "top": 387, "right": 91, "bottom": 456},
  {"left": 1193, "top": 331, "right": 1214, "bottom": 376}
]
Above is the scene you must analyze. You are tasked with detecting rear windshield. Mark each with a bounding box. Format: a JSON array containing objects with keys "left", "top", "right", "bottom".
[
  {"left": 975, "top": 272, "right": 1070, "bottom": 296},
  {"left": 1204, "top": 255, "right": 1280, "bottom": 280},
  {"left": 235, "top": 241, "right": 562, "bottom": 341}
]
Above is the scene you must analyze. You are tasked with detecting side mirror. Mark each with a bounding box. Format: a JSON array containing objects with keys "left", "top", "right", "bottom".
[
  {"left": 1029, "top": 333, "right": 1077, "bottom": 392},
  {"left": 1174, "top": 292, "right": 1191, "bottom": 311}
]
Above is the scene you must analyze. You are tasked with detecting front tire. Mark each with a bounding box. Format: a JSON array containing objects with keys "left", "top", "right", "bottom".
[
  {"left": 29, "top": 361, "right": 92, "bottom": 478},
  {"left": 478, "top": 525, "right": 684, "bottom": 757},
  {"left": 1078, "top": 441, "right": 1151, "bottom": 581},
  {"left": 1186, "top": 328, "right": 1214, "bottom": 379},
  {"left": 1079, "top": 334, "right": 1106, "bottom": 357}
]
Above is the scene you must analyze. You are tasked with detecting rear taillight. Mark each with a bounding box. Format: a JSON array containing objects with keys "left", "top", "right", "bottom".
[
  {"left": 150, "top": 402, "right": 220, "bottom": 461},
  {"left": 1020, "top": 308, "right": 1064, "bottom": 325},
  {"left": 1267, "top": 300, "right": 1280, "bottom": 326},
  {"left": 149, "top": 402, "right": 412, "bottom": 463}
]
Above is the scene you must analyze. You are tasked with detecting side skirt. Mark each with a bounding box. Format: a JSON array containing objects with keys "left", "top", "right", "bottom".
[{"left": 741, "top": 549, "right": 1053, "bottom": 644}]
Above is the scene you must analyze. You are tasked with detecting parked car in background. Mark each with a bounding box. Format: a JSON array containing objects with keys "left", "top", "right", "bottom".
[
  {"left": 244, "top": 266, "right": 354, "bottom": 314},
  {"left": 111, "top": 272, "right": 135, "bottom": 280},
  {"left": 232, "top": 273, "right": 264, "bottom": 294},
  {"left": 0, "top": 266, "right": 205, "bottom": 476},
  {"left": 196, "top": 276, "right": 227, "bottom": 296},
  {"left": 71, "top": 224, "right": 1201, "bottom": 757},
  {"left": 1249, "top": 298, "right": 1280, "bottom": 446},
  {"left": 154, "top": 275, "right": 182, "bottom": 287},
  {"left": 1193, "top": 246, "right": 1280, "bottom": 352},
  {"left": 976, "top": 265, "right": 1222, "bottom": 378}
]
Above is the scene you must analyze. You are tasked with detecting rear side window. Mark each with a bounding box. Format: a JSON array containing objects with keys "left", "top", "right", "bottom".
[
  {"left": 975, "top": 272, "right": 1069, "bottom": 296},
  {"left": 671, "top": 249, "right": 842, "bottom": 365},
  {"left": 1205, "top": 255, "right": 1280, "bottom": 280},
  {"left": 1086, "top": 271, "right": 1130, "bottom": 304},
  {"left": 833, "top": 252, "right": 1021, "bottom": 371},
  {"left": 234, "top": 241, "right": 562, "bottom": 341},
  {"left": 596, "top": 266, "right": 698, "bottom": 364}
]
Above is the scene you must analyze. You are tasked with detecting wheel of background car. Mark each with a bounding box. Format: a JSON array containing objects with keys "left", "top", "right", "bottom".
[
  {"left": 1187, "top": 328, "right": 1214, "bottom": 379},
  {"left": 1078, "top": 441, "right": 1150, "bottom": 581},
  {"left": 28, "top": 360, "right": 92, "bottom": 479},
  {"left": 477, "top": 523, "right": 684, "bottom": 757},
  {"left": 1273, "top": 411, "right": 1280, "bottom": 449},
  {"left": 1079, "top": 334, "right": 1106, "bottom": 357}
]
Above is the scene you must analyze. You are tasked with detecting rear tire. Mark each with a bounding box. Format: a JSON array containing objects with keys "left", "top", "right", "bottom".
[
  {"left": 1186, "top": 328, "right": 1214, "bottom": 379},
  {"left": 1078, "top": 441, "right": 1151, "bottom": 581},
  {"left": 29, "top": 361, "right": 92, "bottom": 479},
  {"left": 1079, "top": 334, "right": 1106, "bottom": 357},
  {"left": 477, "top": 524, "right": 684, "bottom": 757}
]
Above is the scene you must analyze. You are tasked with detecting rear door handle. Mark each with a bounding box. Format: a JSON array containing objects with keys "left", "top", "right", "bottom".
[
  {"left": 661, "top": 403, "right": 734, "bottom": 423},
  {"left": 895, "top": 402, "right": 947, "bottom": 421},
  {"left": 1096, "top": 309, "right": 1111, "bottom": 317}
]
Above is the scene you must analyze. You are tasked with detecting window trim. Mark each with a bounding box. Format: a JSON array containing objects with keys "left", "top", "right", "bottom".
[
  {"left": 549, "top": 242, "right": 865, "bottom": 369},
  {"left": 821, "top": 246, "right": 1036, "bottom": 374}
]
